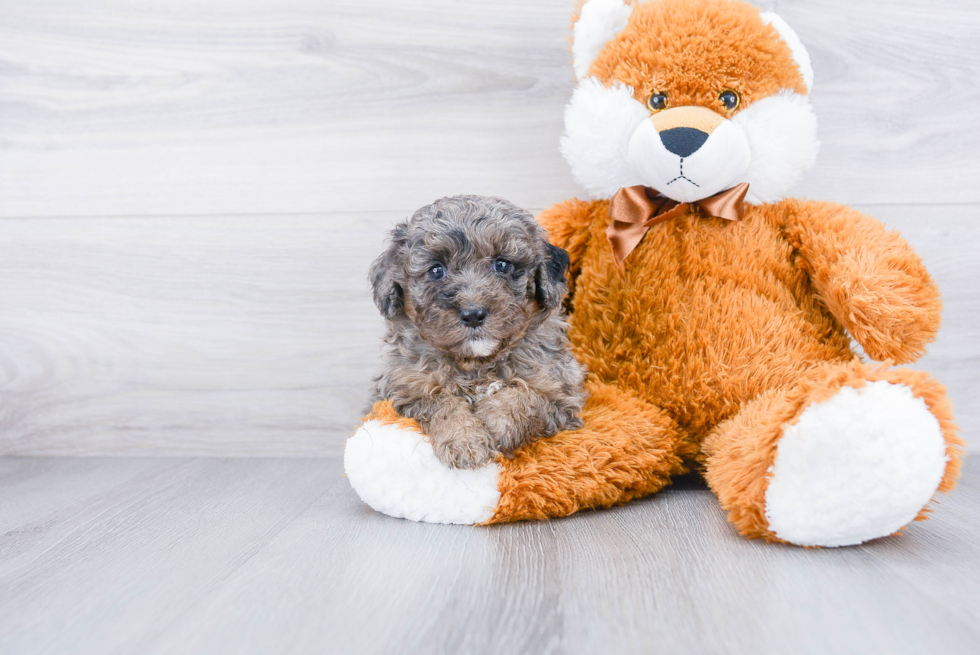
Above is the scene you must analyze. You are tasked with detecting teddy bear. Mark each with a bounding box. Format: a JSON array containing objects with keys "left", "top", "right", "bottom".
[{"left": 345, "top": 0, "right": 963, "bottom": 547}]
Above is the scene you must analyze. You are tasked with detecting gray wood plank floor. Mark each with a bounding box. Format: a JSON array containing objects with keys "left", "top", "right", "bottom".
[{"left": 0, "top": 456, "right": 977, "bottom": 655}]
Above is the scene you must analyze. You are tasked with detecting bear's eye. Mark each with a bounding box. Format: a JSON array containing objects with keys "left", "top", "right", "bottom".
[
  {"left": 719, "top": 89, "right": 740, "bottom": 111},
  {"left": 427, "top": 263, "right": 446, "bottom": 281},
  {"left": 493, "top": 258, "right": 514, "bottom": 275},
  {"left": 647, "top": 92, "right": 669, "bottom": 112}
]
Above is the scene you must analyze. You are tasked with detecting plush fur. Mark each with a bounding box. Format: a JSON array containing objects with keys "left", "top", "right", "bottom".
[
  {"left": 562, "top": 0, "right": 818, "bottom": 204},
  {"left": 702, "top": 360, "right": 959, "bottom": 544},
  {"left": 533, "top": 0, "right": 961, "bottom": 544},
  {"left": 346, "top": 416, "right": 503, "bottom": 524},
  {"left": 760, "top": 12, "right": 813, "bottom": 91},
  {"left": 348, "top": 0, "right": 963, "bottom": 546},
  {"left": 763, "top": 380, "right": 947, "bottom": 547},
  {"left": 572, "top": 0, "right": 634, "bottom": 80},
  {"left": 369, "top": 195, "right": 586, "bottom": 469}
]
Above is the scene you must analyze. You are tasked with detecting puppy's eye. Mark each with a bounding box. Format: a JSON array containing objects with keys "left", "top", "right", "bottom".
[
  {"left": 719, "top": 89, "right": 740, "bottom": 111},
  {"left": 493, "top": 259, "right": 514, "bottom": 275},
  {"left": 427, "top": 264, "right": 446, "bottom": 281},
  {"left": 647, "top": 92, "right": 669, "bottom": 112}
]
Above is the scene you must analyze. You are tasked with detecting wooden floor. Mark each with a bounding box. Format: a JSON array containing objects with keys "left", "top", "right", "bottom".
[{"left": 1, "top": 455, "right": 977, "bottom": 654}]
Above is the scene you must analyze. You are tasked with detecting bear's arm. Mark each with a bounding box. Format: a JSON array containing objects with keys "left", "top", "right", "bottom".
[
  {"left": 779, "top": 199, "right": 942, "bottom": 364},
  {"left": 537, "top": 198, "right": 601, "bottom": 298}
]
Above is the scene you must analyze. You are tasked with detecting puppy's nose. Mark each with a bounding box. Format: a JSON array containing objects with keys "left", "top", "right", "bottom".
[
  {"left": 659, "top": 127, "right": 709, "bottom": 158},
  {"left": 459, "top": 306, "right": 488, "bottom": 327}
]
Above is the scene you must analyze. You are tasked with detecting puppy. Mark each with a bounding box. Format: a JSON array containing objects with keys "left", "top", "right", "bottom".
[{"left": 368, "top": 195, "right": 586, "bottom": 469}]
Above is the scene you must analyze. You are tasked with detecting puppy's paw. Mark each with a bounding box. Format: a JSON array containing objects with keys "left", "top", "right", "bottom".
[{"left": 432, "top": 430, "right": 497, "bottom": 469}]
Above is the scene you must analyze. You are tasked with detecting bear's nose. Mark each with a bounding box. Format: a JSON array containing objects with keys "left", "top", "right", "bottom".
[
  {"left": 459, "top": 306, "right": 488, "bottom": 327},
  {"left": 659, "top": 127, "right": 709, "bottom": 158}
]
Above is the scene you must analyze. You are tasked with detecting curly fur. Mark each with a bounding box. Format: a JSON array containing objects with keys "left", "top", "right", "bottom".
[{"left": 369, "top": 195, "right": 586, "bottom": 469}]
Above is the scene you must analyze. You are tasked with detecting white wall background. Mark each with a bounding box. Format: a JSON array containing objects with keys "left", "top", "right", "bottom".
[{"left": 0, "top": 0, "right": 976, "bottom": 455}]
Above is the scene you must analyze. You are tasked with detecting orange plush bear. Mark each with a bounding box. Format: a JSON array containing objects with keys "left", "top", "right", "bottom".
[{"left": 346, "top": 0, "right": 963, "bottom": 546}]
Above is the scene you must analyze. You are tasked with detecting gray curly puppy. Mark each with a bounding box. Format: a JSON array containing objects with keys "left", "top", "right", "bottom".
[{"left": 368, "top": 195, "right": 586, "bottom": 469}]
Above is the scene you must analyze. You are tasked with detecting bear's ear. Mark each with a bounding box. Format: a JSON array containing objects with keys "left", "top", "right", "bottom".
[
  {"left": 572, "top": 0, "right": 635, "bottom": 81},
  {"left": 760, "top": 12, "right": 814, "bottom": 92}
]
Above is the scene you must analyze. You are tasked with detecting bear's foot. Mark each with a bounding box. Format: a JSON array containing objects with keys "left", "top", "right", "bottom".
[
  {"left": 765, "top": 381, "right": 946, "bottom": 546},
  {"left": 345, "top": 420, "right": 502, "bottom": 524},
  {"left": 704, "top": 361, "right": 963, "bottom": 547},
  {"left": 345, "top": 381, "right": 691, "bottom": 524}
]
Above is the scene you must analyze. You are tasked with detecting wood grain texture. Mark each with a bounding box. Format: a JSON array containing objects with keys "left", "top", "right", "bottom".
[
  {"left": 0, "top": 0, "right": 978, "bottom": 217},
  {"left": 0, "top": 456, "right": 976, "bottom": 654},
  {"left": 0, "top": 0, "right": 976, "bottom": 456},
  {"left": 0, "top": 202, "right": 975, "bottom": 456},
  {"left": 0, "top": 204, "right": 974, "bottom": 456},
  {"left": 0, "top": 213, "right": 388, "bottom": 456},
  {"left": 0, "top": 458, "right": 332, "bottom": 654}
]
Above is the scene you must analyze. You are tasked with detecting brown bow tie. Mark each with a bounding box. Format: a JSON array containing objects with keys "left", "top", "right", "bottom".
[{"left": 606, "top": 182, "right": 750, "bottom": 265}]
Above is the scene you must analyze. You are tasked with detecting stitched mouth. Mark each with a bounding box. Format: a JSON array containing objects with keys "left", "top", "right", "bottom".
[{"left": 665, "top": 158, "right": 699, "bottom": 187}]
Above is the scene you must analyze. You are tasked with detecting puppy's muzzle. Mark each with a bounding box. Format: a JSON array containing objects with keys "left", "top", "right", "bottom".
[{"left": 459, "top": 306, "right": 488, "bottom": 328}]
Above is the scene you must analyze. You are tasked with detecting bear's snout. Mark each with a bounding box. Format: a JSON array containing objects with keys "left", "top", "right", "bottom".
[
  {"left": 660, "top": 127, "right": 709, "bottom": 158},
  {"left": 626, "top": 108, "right": 751, "bottom": 204}
]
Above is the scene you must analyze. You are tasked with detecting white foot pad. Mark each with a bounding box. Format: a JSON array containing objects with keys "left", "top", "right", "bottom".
[
  {"left": 344, "top": 420, "right": 502, "bottom": 524},
  {"left": 765, "top": 381, "right": 948, "bottom": 547}
]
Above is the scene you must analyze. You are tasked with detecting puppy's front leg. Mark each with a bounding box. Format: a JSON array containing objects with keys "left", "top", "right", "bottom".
[
  {"left": 418, "top": 396, "right": 497, "bottom": 470},
  {"left": 474, "top": 387, "right": 559, "bottom": 455}
]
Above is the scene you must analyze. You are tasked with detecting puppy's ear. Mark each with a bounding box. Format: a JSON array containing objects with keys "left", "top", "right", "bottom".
[
  {"left": 369, "top": 223, "right": 408, "bottom": 319},
  {"left": 535, "top": 242, "right": 571, "bottom": 310}
]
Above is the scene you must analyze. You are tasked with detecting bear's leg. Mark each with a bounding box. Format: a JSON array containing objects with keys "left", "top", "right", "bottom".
[
  {"left": 486, "top": 379, "right": 693, "bottom": 523},
  {"left": 345, "top": 379, "right": 693, "bottom": 524},
  {"left": 701, "top": 360, "right": 963, "bottom": 547}
]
